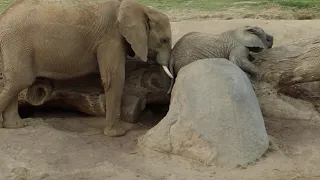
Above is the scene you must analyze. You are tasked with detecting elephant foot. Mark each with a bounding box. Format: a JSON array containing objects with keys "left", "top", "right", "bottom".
[
  {"left": 103, "top": 121, "right": 134, "bottom": 137},
  {"left": 2, "top": 117, "right": 28, "bottom": 129}
]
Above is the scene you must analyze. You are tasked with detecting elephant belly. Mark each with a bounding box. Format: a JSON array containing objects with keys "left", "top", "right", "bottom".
[
  {"left": 34, "top": 30, "right": 99, "bottom": 80},
  {"left": 36, "top": 55, "right": 99, "bottom": 80},
  {"left": 35, "top": 49, "right": 99, "bottom": 80},
  {"left": 37, "top": 61, "right": 99, "bottom": 80}
]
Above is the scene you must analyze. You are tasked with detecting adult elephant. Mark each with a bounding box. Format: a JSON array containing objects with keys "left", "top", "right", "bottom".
[{"left": 0, "top": 0, "right": 173, "bottom": 136}]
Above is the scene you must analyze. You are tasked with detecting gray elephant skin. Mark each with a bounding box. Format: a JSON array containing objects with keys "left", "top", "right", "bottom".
[
  {"left": 0, "top": 0, "right": 173, "bottom": 137},
  {"left": 162, "top": 26, "right": 273, "bottom": 94}
]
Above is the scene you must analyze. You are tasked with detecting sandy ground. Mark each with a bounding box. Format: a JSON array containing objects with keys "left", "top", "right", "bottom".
[{"left": 2, "top": 19, "right": 320, "bottom": 180}]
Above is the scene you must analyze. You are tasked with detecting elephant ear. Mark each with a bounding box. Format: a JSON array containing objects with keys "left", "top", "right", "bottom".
[
  {"left": 236, "top": 26, "right": 267, "bottom": 50},
  {"left": 117, "top": 0, "right": 149, "bottom": 62}
]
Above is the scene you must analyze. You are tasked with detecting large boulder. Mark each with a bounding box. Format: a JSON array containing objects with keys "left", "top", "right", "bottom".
[{"left": 138, "top": 58, "right": 269, "bottom": 167}]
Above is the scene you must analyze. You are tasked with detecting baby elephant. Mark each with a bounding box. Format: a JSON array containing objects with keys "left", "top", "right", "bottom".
[{"left": 163, "top": 25, "right": 273, "bottom": 94}]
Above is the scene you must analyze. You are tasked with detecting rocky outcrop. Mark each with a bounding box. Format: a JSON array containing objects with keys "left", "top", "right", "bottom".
[{"left": 138, "top": 59, "right": 269, "bottom": 167}]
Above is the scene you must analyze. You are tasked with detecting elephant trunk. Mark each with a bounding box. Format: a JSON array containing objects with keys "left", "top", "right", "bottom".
[{"left": 156, "top": 50, "right": 173, "bottom": 79}]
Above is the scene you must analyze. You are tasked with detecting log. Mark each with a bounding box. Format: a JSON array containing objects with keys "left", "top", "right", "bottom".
[
  {"left": 251, "top": 36, "right": 320, "bottom": 121},
  {"left": 0, "top": 58, "right": 170, "bottom": 123}
]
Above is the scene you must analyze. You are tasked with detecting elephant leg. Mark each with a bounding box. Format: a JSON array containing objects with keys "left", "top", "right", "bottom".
[
  {"left": 0, "top": 85, "right": 15, "bottom": 128},
  {"left": 0, "top": 84, "right": 32, "bottom": 128},
  {"left": 238, "top": 59, "right": 259, "bottom": 77},
  {"left": 0, "top": 48, "right": 35, "bottom": 128},
  {"left": 229, "top": 47, "right": 259, "bottom": 77},
  {"left": 103, "top": 82, "right": 134, "bottom": 137},
  {"left": 97, "top": 45, "right": 133, "bottom": 137},
  {"left": 3, "top": 95, "right": 31, "bottom": 128}
]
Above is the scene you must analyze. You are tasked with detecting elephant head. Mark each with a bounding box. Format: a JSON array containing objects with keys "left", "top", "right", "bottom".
[
  {"left": 117, "top": 0, "right": 173, "bottom": 78},
  {"left": 232, "top": 26, "right": 274, "bottom": 52}
]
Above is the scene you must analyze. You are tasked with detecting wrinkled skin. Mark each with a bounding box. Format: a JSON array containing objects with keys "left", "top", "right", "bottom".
[
  {"left": 162, "top": 26, "right": 273, "bottom": 94},
  {"left": 0, "top": 0, "right": 172, "bottom": 137}
]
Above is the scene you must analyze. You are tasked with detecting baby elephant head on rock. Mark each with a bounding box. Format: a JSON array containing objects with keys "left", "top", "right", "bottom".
[
  {"left": 233, "top": 26, "right": 274, "bottom": 52},
  {"left": 118, "top": 1, "right": 173, "bottom": 78}
]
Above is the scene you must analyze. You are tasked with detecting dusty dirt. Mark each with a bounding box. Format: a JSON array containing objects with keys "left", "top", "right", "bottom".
[
  {"left": 2, "top": 18, "right": 320, "bottom": 180},
  {"left": 163, "top": 7, "right": 319, "bottom": 22}
]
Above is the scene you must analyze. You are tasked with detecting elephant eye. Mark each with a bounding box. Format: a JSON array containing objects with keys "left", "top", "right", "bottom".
[
  {"left": 247, "top": 29, "right": 257, "bottom": 35},
  {"left": 160, "top": 37, "right": 169, "bottom": 44}
]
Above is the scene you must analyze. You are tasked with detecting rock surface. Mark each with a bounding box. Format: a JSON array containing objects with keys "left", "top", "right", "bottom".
[{"left": 138, "top": 58, "right": 269, "bottom": 167}]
